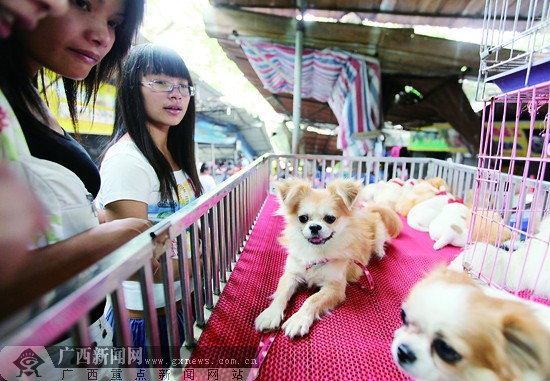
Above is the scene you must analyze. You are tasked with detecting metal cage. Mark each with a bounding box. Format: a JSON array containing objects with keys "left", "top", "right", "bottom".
[{"left": 477, "top": 0, "right": 550, "bottom": 100}]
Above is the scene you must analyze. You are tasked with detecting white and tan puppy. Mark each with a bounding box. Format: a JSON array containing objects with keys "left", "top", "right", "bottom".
[
  {"left": 255, "top": 178, "right": 402, "bottom": 338},
  {"left": 450, "top": 216, "right": 550, "bottom": 299},
  {"left": 429, "top": 201, "right": 470, "bottom": 250},
  {"left": 392, "top": 267, "right": 550, "bottom": 381},
  {"left": 363, "top": 178, "right": 415, "bottom": 210},
  {"left": 395, "top": 178, "right": 446, "bottom": 217},
  {"left": 407, "top": 190, "right": 455, "bottom": 232},
  {"left": 467, "top": 209, "right": 512, "bottom": 245}
]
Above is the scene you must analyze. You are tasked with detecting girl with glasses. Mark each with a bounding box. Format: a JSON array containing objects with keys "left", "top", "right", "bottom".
[{"left": 98, "top": 43, "right": 202, "bottom": 366}]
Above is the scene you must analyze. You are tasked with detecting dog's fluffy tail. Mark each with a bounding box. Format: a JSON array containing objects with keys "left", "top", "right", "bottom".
[
  {"left": 433, "top": 224, "right": 467, "bottom": 250},
  {"left": 367, "top": 205, "right": 403, "bottom": 238},
  {"left": 433, "top": 233, "right": 452, "bottom": 250}
]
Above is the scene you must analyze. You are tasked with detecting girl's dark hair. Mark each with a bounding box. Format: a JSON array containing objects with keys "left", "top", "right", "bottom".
[
  {"left": 106, "top": 43, "right": 201, "bottom": 207},
  {"left": 0, "top": 1, "right": 145, "bottom": 130}
]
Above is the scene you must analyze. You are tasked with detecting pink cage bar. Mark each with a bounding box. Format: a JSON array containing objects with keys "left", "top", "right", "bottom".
[
  {"left": 468, "top": 0, "right": 550, "bottom": 303},
  {"left": 462, "top": 81, "right": 550, "bottom": 304}
]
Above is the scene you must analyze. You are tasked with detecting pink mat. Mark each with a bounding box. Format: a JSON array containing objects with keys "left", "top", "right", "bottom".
[{"left": 185, "top": 195, "right": 461, "bottom": 380}]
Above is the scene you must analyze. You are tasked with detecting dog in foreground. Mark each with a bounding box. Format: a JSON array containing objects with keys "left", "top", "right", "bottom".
[
  {"left": 255, "top": 178, "right": 402, "bottom": 338},
  {"left": 392, "top": 266, "right": 550, "bottom": 381}
]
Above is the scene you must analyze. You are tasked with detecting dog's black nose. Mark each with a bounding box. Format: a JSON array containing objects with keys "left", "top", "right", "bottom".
[
  {"left": 397, "top": 344, "right": 417, "bottom": 364},
  {"left": 309, "top": 224, "right": 322, "bottom": 234}
]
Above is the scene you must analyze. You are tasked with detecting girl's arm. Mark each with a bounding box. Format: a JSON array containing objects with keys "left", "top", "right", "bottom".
[
  {"left": 104, "top": 200, "right": 181, "bottom": 282},
  {"left": 104, "top": 199, "right": 148, "bottom": 222},
  {"left": 0, "top": 217, "right": 152, "bottom": 318}
]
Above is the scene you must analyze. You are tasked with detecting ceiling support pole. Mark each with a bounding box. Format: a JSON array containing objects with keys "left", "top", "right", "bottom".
[
  {"left": 211, "top": 143, "right": 215, "bottom": 167},
  {"left": 291, "top": 3, "right": 304, "bottom": 154}
]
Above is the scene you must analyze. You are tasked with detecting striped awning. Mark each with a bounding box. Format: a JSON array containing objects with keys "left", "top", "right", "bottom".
[{"left": 240, "top": 41, "right": 381, "bottom": 156}]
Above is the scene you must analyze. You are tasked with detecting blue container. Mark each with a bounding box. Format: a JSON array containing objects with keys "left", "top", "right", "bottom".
[{"left": 509, "top": 217, "right": 530, "bottom": 241}]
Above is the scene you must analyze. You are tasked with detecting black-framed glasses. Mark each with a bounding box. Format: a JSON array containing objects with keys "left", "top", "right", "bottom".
[{"left": 140, "top": 80, "right": 195, "bottom": 97}]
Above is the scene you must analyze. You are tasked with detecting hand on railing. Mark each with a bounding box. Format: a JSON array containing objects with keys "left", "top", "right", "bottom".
[{"left": 0, "top": 217, "right": 152, "bottom": 319}]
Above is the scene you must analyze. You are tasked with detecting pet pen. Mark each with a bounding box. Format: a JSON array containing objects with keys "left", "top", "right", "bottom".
[
  {"left": 466, "top": 0, "right": 550, "bottom": 301},
  {"left": 0, "top": 155, "right": 479, "bottom": 381},
  {"left": 2, "top": 1, "right": 550, "bottom": 380},
  {"left": 0, "top": 154, "right": 547, "bottom": 380}
]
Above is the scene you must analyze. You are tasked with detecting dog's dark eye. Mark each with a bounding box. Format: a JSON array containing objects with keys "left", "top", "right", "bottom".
[
  {"left": 400, "top": 308, "right": 408, "bottom": 325},
  {"left": 299, "top": 215, "right": 309, "bottom": 223},
  {"left": 432, "top": 338, "right": 462, "bottom": 364},
  {"left": 324, "top": 215, "right": 336, "bottom": 224}
]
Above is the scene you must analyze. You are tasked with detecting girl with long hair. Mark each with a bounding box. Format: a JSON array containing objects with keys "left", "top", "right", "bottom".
[
  {"left": 99, "top": 43, "right": 202, "bottom": 364},
  {"left": 0, "top": 0, "right": 148, "bottom": 253},
  {"left": 0, "top": 0, "right": 148, "bottom": 378}
]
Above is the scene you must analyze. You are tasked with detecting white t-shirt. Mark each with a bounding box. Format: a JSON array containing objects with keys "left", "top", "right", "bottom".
[
  {"left": 98, "top": 139, "right": 196, "bottom": 310},
  {"left": 199, "top": 174, "right": 217, "bottom": 192},
  {"left": 99, "top": 139, "right": 196, "bottom": 223}
]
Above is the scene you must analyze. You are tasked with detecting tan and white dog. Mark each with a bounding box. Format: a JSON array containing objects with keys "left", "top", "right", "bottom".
[
  {"left": 255, "top": 178, "right": 402, "bottom": 338},
  {"left": 363, "top": 178, "right": 416, "bottom": 211},
  {"left": 392, "top": 267, "right": 550, "bottom": 381},
  {"left": 450, "top": 216, "right": 550, "bottom": 299},
  {"left": 407, "top": 190, "right": 455, "bottom": 232},
  {"left": 428, "top": 201, "right": 470, "bottom": 250},
  {"left": 395, "top": 178, "right": 448, "bottom": 217}
]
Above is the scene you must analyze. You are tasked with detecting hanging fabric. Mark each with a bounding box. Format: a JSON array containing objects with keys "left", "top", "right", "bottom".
[{"left": 239, "top": 41, "right": 381, "bottom": 156}]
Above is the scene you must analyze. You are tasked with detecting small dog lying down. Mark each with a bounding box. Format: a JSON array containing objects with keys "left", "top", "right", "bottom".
[
  {"left": 407, "top": 190, "right": 455, "bottom": 232},
  {"left": 467, "top": 209, "right": 512, "bottom": 245},
  {"left": 362, "top": 178, "right": 415, "bottom": 210},
  {"left": 392, "top": 266, "right": 550, "bottom": 381},
  {"left": 395, "top": 177, "right": 448, "bottom": 217},
  {"left": 428, "top": 201, "right": 470, "bottom": 250},
  {"left": 255, "top": 178, "right": 402, "bottom": 338},
  {"left": 449, "top": 216, "right": 550, "bottom": 299}
]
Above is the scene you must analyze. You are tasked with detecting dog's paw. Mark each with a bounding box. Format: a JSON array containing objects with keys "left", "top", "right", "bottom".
[
  {"left": 255, "top": 305, "right": 284, "bottom": 332},
  {"left": 374, "top": 247, "right": 386, "bottom": 258},
  {"left": 281, "top": 311, "right": 314, "bottom": 338}
]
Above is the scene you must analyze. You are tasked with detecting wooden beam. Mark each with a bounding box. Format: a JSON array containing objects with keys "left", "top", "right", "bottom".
[{"left": 204, "top": 6, "right": 481, "bottom": 77}]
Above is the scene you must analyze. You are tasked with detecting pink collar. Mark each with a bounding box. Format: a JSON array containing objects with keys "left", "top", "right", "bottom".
[
  {"left": 389, "top": 179, "right": 404, "bottom": 187},
  {"left": 305, "top": 258, "right": 374, "bottom": 290},
  {"left": 305, "top": 258, "right": 330, "bottom": 270}
]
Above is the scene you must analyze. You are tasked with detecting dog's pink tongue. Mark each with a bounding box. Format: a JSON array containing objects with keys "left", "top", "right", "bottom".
[{"left": 309, "top": 237, "right": 323, "bottom": 244}]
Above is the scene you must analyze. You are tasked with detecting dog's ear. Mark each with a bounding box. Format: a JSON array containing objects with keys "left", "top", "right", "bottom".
[
  {"left": 275, "top": 179, "right": 311, "bottom": 212},
  {"left": 502, "top": 312, "right": 550, "bottom": 375},
  {"left": 425, "top": 177, "right": 448, "bottom": 190},
  {"left": 327, "top": 179, "right": 363, "bottom": 210}
]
